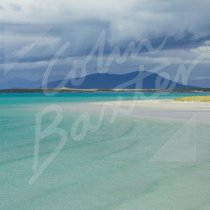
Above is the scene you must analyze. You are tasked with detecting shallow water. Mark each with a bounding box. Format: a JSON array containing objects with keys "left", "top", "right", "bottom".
[
  {"left": 1, "top": 93, "right": 210, "bottom": 210},
  {"left": 0, "top": 91, "right": 210, "bottom": 105}
]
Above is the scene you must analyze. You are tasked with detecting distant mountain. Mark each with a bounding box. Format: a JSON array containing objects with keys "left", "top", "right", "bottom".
[
  {"left": 0, "top": 71, "right": 197, "bottom": 90},
  {"left": 47, "top": 71, "right": 195, "bottom": 90}
]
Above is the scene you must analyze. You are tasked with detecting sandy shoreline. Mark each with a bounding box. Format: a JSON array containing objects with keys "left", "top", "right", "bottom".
[
  {"left": 93, "top": 99, "right": 210, "bottom": 111},
  {"left": 60, "top": 99, "right": 210, "bottom": 125}
]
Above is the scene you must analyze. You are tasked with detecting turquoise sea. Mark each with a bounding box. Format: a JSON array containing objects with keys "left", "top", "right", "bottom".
[
  {"left": 1, "top": 91, "right": 210, "bottom": 105},
  {"left": 1, "top": 92, "right": 210, "bottom": 210}
]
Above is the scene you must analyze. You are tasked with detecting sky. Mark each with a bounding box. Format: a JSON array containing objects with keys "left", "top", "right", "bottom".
[{"left": 0, "top": 0, "right": 210, "bottom": 88}]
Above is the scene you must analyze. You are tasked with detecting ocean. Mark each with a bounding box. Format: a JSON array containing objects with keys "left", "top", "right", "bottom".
[{"left": 1, "top": 92, "right": 210, "bottom": 210}]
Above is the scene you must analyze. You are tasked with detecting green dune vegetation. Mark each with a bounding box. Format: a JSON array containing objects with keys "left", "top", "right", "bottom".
[{"left": 175, "top": 95, "right": 210, "bottom": 102}]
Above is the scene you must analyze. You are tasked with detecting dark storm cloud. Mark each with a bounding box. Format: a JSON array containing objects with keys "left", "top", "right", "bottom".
[{"left": 0, "top": 0, "right": 210, "bottom": 87}]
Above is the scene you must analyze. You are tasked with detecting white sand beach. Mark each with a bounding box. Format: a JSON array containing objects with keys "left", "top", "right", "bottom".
[
  {"left": 63, "top": 99, "right": 210, "bottom": 125},
  {"left": 96, "top": 99, "right": 210, "bottom": 110}
]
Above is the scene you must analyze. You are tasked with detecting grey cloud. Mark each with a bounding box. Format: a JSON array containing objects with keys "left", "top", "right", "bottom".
[
  {"left": 1, "top": 0, "right": 210, "bottom": 42},
  {"left": 0, "top": 0, "right": 210, "bottom": 87},
  {"left": 9, "top": 3, "right": 21, "bottom": 12}
]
